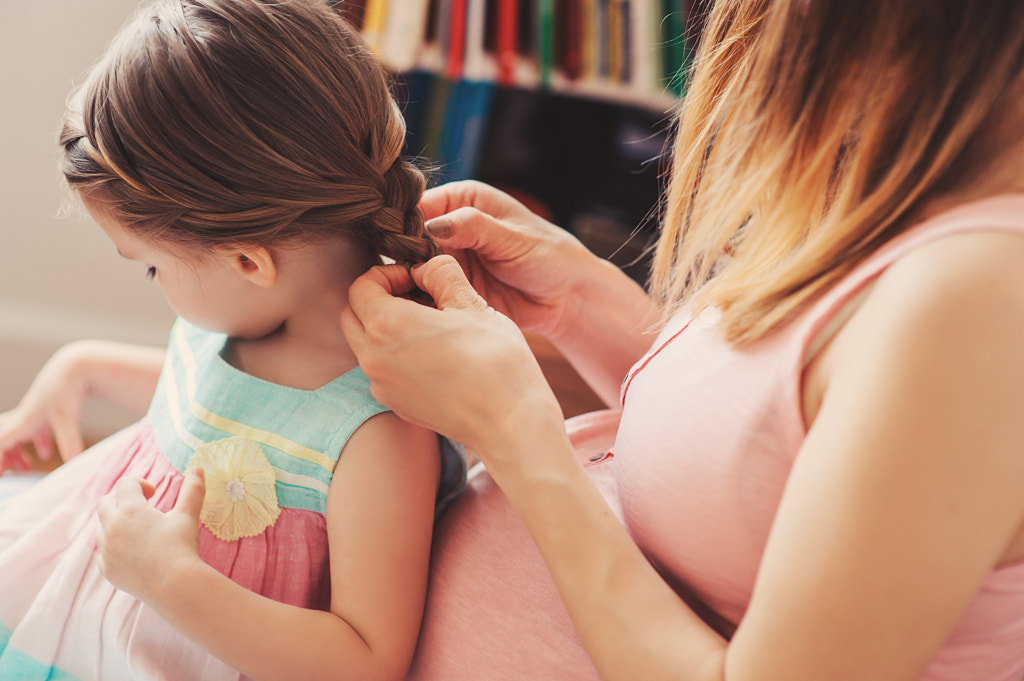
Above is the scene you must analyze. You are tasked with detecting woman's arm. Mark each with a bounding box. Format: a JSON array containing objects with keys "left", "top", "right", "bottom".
[
  {"left": 420, "top": 181, "right": 658, "bottom": 406},
  {"left": 343, "top": 233, "right": 1024, "bottom": 681},
  {"left": 0, "top": 340, "right": 164, "bottom": 467},
  {"left": 96, "top": 412, "right": 440, "bottom": 681}
]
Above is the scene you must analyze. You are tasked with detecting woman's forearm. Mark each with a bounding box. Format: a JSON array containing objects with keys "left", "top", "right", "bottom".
[
  {"left": 481, "top": 408, "right": 726, "bottom": 681},
  {"left": 547, "top": 256, "right": 659, "bottom": 407}
]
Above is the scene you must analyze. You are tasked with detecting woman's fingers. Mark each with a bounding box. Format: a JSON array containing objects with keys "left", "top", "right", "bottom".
[
  {"left": 343, "top": 265, "right": 417, "bottom": 343},
  {"left": 425, "top": 207, "right": 501, "bottom": 253},
  {"left": 347, "top": 264, "right": 417, "bottom": 316},
  {"left": 411, "top": 256, "right": 489, "bottom": 312},
  {"left": 419, "top": 179, "right": 500, "bottom": 222}
]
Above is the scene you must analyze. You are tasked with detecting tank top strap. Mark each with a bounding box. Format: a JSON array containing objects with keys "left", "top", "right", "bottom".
[{"left": 790, "top": 194, "right": 1024, "bottom": 368}]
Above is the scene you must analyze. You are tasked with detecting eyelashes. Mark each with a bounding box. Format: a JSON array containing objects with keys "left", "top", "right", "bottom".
[{"left": 145, "top": 266, "right": 157, "bottom": 280}]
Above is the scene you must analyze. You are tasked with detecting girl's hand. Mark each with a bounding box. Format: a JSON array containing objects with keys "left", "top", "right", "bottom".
[
  {"left": 342, "top": 256, "right": 564, "bottom": 458},
  {"left": 0, "top": 343, "right": 92, "bottom": 473},
  {"left": 0, "top": 340, "right": 164, "bottom": 475},
  {"left": 95, "top": 469, "right": 206, "bottom": 604},
  {"left": 419, "top": 180, "right": 606, "bottom": 343}
]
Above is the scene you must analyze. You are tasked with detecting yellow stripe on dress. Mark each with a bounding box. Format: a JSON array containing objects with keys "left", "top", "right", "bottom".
[
  {"left": 162, "top": 352, "right": 206, "bottom": 451},
  {"left": 173, "top": 324, "right": 337, "bottom": 473}
]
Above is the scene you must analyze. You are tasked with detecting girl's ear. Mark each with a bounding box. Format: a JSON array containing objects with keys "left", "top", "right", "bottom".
[{"left": 230, "top": 246, "right": 278, "bottom": 288}]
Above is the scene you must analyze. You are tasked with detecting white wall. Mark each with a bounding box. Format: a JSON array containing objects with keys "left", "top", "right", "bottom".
[{"left": 0, "top": 1, "right": 175, "bottom": 438}]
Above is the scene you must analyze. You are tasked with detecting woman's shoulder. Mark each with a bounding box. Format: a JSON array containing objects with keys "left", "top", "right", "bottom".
[{"left": 802, "top": 196, "right": 1024, "bottom": 432}]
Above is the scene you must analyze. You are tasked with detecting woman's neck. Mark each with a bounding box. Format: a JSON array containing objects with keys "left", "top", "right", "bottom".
[{"left": 923, "top": 82, "right": 1024, "bottom": 218}]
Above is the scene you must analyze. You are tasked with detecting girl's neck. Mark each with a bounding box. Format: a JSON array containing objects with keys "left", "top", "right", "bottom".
[{"left": 225, "top": 241, "right": 376, "bottom": 391}]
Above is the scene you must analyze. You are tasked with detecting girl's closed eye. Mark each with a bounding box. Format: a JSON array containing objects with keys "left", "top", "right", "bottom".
[{"left": 145, "top": 266, "right": 156, "bottom": 280}]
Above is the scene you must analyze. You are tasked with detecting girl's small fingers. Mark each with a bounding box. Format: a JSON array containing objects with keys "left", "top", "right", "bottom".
[
  {"left": 0, "top": 445, "right": 31, "bottom": 473},
  {"left": 14, "top": 449, "right": 33, "bottom": 472},
  {"left": 93, "top": 523, "right": 105, "bottom": 552},
  {"left": 174, "top": 468, "right": 206, "bottom": 520},
  {"left": 139, "top": 479, "right": 157, "bottom": 500},
  {"left": 112, "top": 476, "right": 151, "bottom": 505},
  {"left": 32, "top": 430, "right": 54, "bottom": 462},
  {"left": 96, "top": 492, "right": 115, "bottom": 524},
  {"left": 0, "top": 413, "right": 28, "bottom": 451}
]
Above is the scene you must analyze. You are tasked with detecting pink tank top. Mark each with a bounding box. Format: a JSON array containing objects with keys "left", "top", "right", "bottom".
[
  {"left": 409, "top": 194, "right": 1024, "bottom": 680},
  {"left": 615, "top": 194, "right": 1024, "bottom": 680}
]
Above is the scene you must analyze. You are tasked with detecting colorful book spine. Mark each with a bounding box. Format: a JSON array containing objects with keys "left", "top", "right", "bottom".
[
  {"left": 380, "top": 0, "right": 432, "bottom": 72},
  {"left": 496, "top": 0, "right": 519, "bottom": 86},
  {"left": 445, "top": 0, "right": 469, "bottom": 80},
  {"left": 660, "top": 0, "right": 687, "bottom": 96},
  {"left": 607, "top": 0, "right": 622, "bottom": 82},
  {"left": 562, "top": 0, "right": 583, "bottom": 81},
  {"left": 629, "top": 0, "right": 654, "bottom": 94},
  {"left": 361, "top": 0, "right": 389, "bottom": 54},
  {"left": 580, "top": 0, "right": 599, "bottom": 82},
  {"left": 463, "top": 0, "right": 492, "bottom": 81},
  {"left": 538, "top": 0, "right": 555, "bottom": 87}
]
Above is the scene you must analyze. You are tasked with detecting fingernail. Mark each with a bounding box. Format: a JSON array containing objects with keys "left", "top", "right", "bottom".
[{"left": 426, "top": 217, "right": 453, "bottom": 240}]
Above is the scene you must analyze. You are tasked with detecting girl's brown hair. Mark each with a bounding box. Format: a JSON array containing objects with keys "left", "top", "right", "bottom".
[
  {"left": 653, "top": 0, "right": 1024, "bottom": 344},
  {"left": 60, "top": 0, "right": 438, "bottom": 265}
]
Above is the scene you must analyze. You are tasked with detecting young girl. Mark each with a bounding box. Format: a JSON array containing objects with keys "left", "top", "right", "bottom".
[{"left": 0, "top": 1, "right": 464, "bottom": 680}]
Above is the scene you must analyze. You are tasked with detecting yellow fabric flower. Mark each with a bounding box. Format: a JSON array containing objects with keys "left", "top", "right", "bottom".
[{"left": 187, "top": 436, "right": 281, "bottom": 541}]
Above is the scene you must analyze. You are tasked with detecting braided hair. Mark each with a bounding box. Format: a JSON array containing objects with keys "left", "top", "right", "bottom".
[{"left": 60, "top": 0, "right": 438, "bottom": 266}]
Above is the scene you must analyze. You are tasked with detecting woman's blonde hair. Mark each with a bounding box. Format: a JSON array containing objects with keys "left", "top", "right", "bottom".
[
  {"left": 60, "top": 0, "right": 438, "bottom": 265},
  {"left": 653, "top": 0, "right": 1024, "bottom": 344}
]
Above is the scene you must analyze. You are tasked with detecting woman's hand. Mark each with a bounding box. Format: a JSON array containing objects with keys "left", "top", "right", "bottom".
[
  {"left": 0, "top": 343, "right": 92, "bottom": 472},
  {"left": 95, "top": 469, "right": 206, "bottom": 604},
  {"left": 342, "top": 256, "right": 564, "bottom": 458},
  {"left": 420, "top": 181, "right": 659, "bottom": 405},
  {"left": 420, "top": 180, "right": 609, "bottom": 342}
]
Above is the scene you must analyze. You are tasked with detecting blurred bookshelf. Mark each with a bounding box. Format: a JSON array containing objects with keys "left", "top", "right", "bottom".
[
  {"left": 334, "top": 0, "right": 711, "bottom": 413},
  {"left": 335, "top": 0, "right": 711, "bottom": 285}
]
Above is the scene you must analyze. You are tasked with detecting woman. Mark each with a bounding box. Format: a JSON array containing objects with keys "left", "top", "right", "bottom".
[
  {"left": 102, "top": 0, "right": 1024, "bottom": 679},
  {"left": 342, "top": 1, "right": 1024, "bottom": 680}
]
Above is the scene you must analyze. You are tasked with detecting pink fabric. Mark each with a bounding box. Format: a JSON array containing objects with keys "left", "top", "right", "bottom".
[
  {"left": 409, "top": 410, "right": 621, "bottom": 681},
  {"left": 0, "top": 420, "right": 331, "bottom": 681},
  {"left": 410, "top": 195, "right": 1024, "bottom": 680}
]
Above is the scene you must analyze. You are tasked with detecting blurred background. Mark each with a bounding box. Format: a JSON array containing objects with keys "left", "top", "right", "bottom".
[
  {"left": 0, "top": 1, "right": 175, "bottom": 442},
  {"left": 0, "top": 0, "right": 705, "bottom": 443}
]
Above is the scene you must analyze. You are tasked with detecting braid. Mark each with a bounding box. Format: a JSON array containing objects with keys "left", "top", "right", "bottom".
[{"left": 365, "top": 159, "right": 439, "bottom": 265}]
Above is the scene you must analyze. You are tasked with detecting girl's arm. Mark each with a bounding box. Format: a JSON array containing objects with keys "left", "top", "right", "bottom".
[
  {"left": 343, "top": 233, "right": 1024, "bottom": 681},
  {"left": 420, "top": 180, "right": 658, "bottom": 406},
  {"left": 0, "top": 340, "right": 164, "bottom": 467},
  {"left": 97, "top": 411, "right": 440, "bottom": 681}
]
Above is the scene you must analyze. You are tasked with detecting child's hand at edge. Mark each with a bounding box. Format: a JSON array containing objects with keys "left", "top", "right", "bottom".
[
  {"left": 0, "top": 343, "right": 92, "bottom": 474},
  {"left": 95, "top": 468, "right": 206, "bottom": 604}
]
